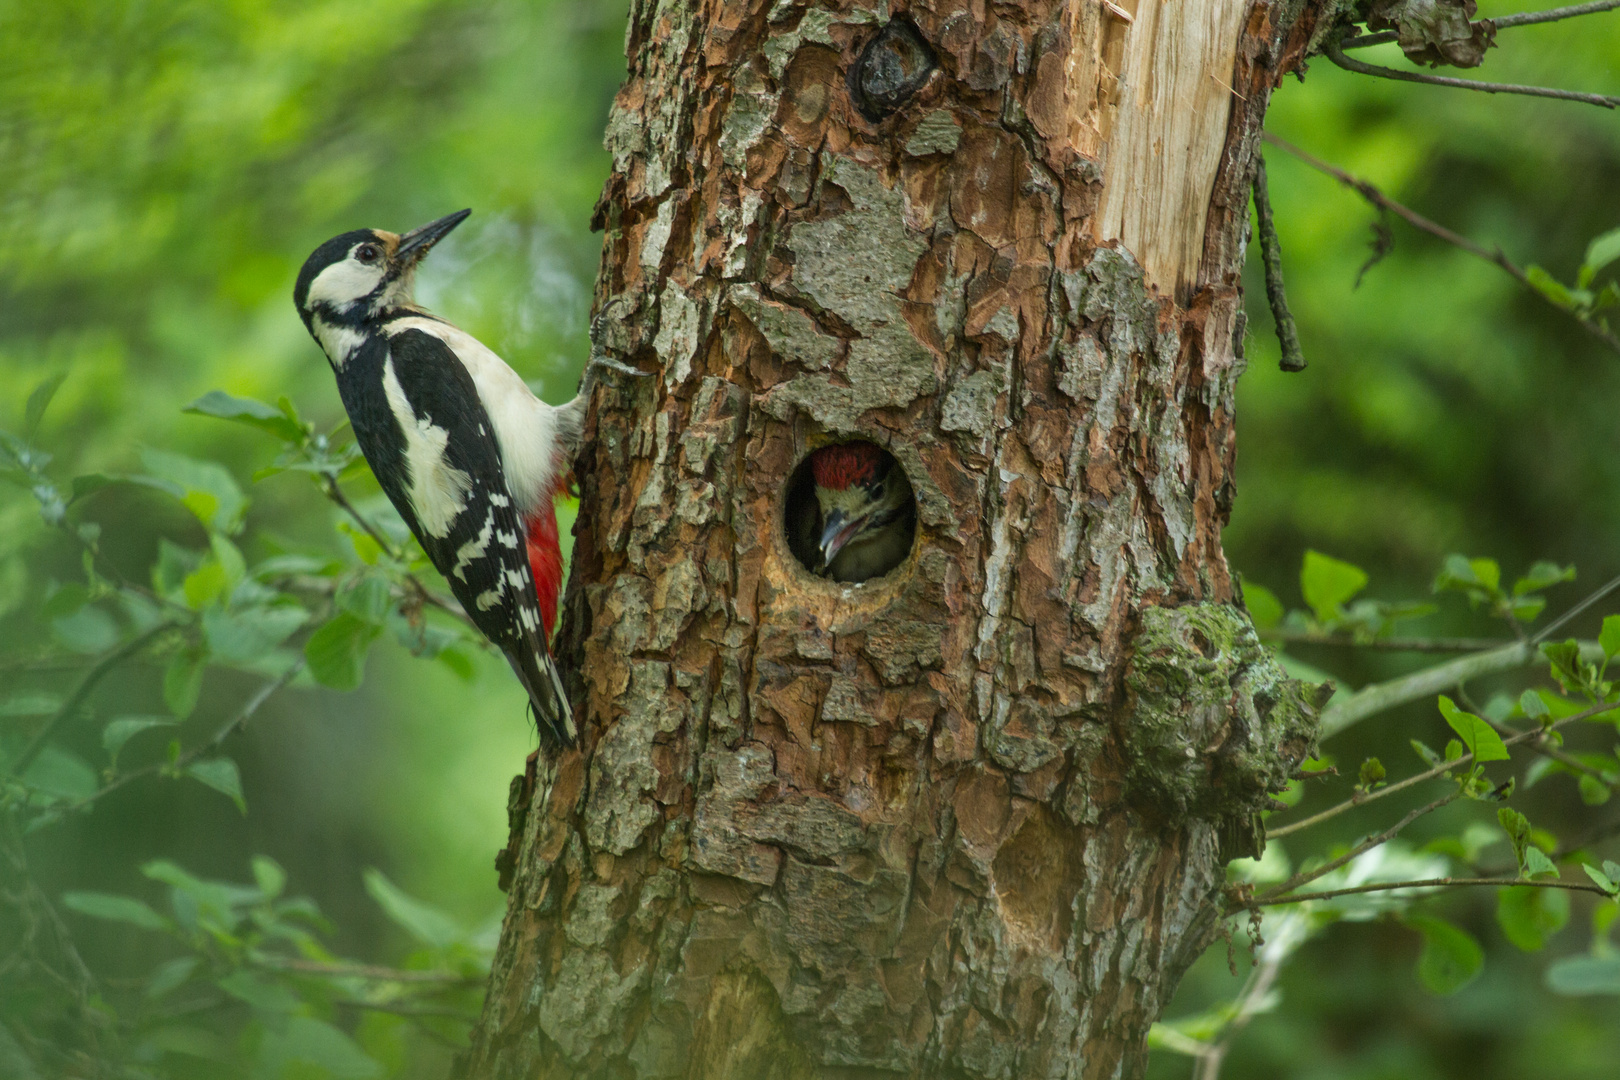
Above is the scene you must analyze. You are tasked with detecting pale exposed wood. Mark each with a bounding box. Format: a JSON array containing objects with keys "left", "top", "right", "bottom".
[{"left": 1068, "top": 0, "right": 1254, "bottom": 296}]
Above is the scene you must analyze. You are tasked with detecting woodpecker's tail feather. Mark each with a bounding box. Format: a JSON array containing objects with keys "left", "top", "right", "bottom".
[{"left": 505, "top": 647, "right": 577, "bottom": 750}]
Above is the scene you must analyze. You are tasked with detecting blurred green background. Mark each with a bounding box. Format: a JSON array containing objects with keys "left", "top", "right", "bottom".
[{"left": 1, "top": 0, "right": 1617, "bottom": 1077}]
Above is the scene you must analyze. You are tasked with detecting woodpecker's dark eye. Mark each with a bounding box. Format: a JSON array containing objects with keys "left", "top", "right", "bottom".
[{"left": 356, "top": 244, "right": 382, "bottom": 264}]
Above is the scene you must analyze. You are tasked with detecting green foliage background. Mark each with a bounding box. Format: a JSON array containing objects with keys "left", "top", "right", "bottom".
[{"left": 1, "top": 0, "right": 1618, "bottom": 1076}]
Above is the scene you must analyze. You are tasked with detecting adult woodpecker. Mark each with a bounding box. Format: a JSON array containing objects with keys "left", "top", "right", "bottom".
[
  {"left": 802, "top": 442, "right": 915, "bottom": 583},
  {"left": 294, "top": 209, "right": 627, "bottom": 749}
]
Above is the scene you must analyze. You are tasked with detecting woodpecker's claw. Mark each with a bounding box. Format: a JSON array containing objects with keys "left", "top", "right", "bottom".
[{"left": 587, "top": 353, "right": 649, "bottom": 379}]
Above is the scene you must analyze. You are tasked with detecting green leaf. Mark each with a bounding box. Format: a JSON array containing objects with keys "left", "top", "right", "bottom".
[
  {"left": 1358, "top": 757, "right": 1386, "bottom": 788},
  {"left": 1524, "top": 846, "right": 1559, "bottom": 879},
  {"left": 23, "top": 746, "right": 98, "bottom": 800},
  {"left": 201, "top": 604, "right": 306, "bottom": 664},
  {"left": 1578, "top": 772, "right": 1613, "bottom": 805},
  {"left": 103, "top": 715, "right": 178, "bottom": 766},
  {"left": 186, "top": 758, "right": 245, "bottom": 812},
  {"left": 251, "top": 855, "right": 286, "bottom": 900},
  {"left": 1519, "top": 689, "right": 1550, "bottom": 722},
  {"left": 1583, "top": 225, "right": 1620, "bottom": 281},
  {"left": 1411, "top": 738, "right": 1444, "bottom": 768},
  {"left": 339, "top": 521, "right": 385, "bottom": 565},
  {"left": 338, "top": 575, "right": 392, "bottom": 624},
  {"left": 145, "top": 956, "right": 199, "bottom": 1000},
  {"left": 61, "top": 891, "right": 171, "bottom": 932},
  {"left": 304, "top": 612, "right": 383, "bottom": 691},
  {"left": 1526, "top": 265, "right": 1576, "bottom": 310},
  {"left": 1408, "top": 915, "right": 1484, "bottom": 995},
  {"left": 140, "top": 448, "right": 246, "bottom": 535},
  {"left": 1602, "top": 616, "right": 1620, "bottom": 661},
  {"left": 216, "top": 970, "right": 301, "bottom": 1015},
  {"left": 41, "top": 582, "right": 88, "bottom": 621},
  {"left": 164, "top": 650, "right": 206, "bottom": 718},
  {"left": 1438, "top": 696, "right": 1510, "bottom": 762},
  {"left": 23, "top": 372, "right": 68, "bottom": 440},
  {"left": 1301, "top": 550, "right": 1367, "bottom": 621},
  {"left": 1582, "top": 863, "right": 1618, "bottom": 895},
  {"left": 438, "top": 647, "right": 475, "bottom": 683},
  {"left": 1547, "top": 954, "right": 1620, "bottom": 996},
  {"left": 1496, "top": 885, "right": 1569, "bottom": 951},
  {"left": 1514, "top": 561, "right": 1575, "bottom": 596},
  {"left": 181, "top": 560, "right": 228, "bottom": 610},
  {"left": 182, "top": 390, "right": 307, "bottom": 443},
  {"left": 1, "top": 692, "right": 62, "bottom": 717},
  {"left": 255, "top": 1015, "right": 383, "bottom": 1079},
  {"left": 362, "top": 868, "right": 463, "bottom": 949},
  {"left": 1241, "top": 580, "right": 1284, "bottom": 630}
]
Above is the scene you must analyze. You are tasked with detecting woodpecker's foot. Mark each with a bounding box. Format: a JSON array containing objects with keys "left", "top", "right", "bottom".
[
  {"left": 495, "top": 749, "right": 543, "bottom": 892},
  {"left": 586, "top": 352, "right": 649, "bottom": 380}
]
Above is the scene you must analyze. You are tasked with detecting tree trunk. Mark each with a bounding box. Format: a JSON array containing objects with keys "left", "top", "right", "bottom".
[{"left": 466, "top": 1, "right": 1330, "bottom": 1076}]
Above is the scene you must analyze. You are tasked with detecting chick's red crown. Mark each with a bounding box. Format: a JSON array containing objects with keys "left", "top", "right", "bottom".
[{"left": 809, "top": 442, "right": 884, "bottom": 491}]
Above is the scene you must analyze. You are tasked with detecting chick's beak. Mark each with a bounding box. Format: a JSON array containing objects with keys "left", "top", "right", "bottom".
[
  {"left": 819, "top": 508, "right": 865, "bottom": 566},
  {"left": 396, "top": 208, "right": 471, "bottom": 264}
]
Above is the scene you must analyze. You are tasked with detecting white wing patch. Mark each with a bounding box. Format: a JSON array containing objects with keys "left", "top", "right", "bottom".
[
  {"left": 474, "top": 588, "right": 502, "bottom": 611},
  {"left": 381, "top": 358, "right": 472, "bottom": 538},
  {"left": 451, "top": 510, "right": 495, "bottom": 581}
]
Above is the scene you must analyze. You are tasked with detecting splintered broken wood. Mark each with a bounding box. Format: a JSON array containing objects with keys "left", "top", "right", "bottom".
[{"left": 465, "top": 2, "right": 1328, "bottom": 1078}]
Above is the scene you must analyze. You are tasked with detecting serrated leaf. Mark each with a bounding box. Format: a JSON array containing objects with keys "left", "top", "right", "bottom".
[
  {"left": 23, "top": 372, "right": 68, "bottom": 440},
  {"left": 182, "top": 390, "right": 307, "bottom": 443},
  {"left": 61, "top": 891, "right": 171, "bottom": 931},
  {"left": 304, "top": 612, "right": 382, "bottom": 691},
  {"left": 1514, "top": 561, "right": 1574, "bottom": 596},
  {"left": 362, "top": 868, "right": 463, "bottom": 949},
  {"left": 1496, "top": 884, "right": 1569, "bottom": 951},
  {"left": 1301, "top": 550, "right": 1368, "bottom": 622},
  {"left": 201, "top": 605, "right": 306, "bottom": 664},
  {"left": 1524, "top": 845, "right": 1559, "bottom": 879},
  {"left": 186, "top": 758, "right": 245, "bottom": 813},
  {"left": 1582, "top": 863, "right": 1618, "bottom": 894},
  {"left": 1438, "top": 696, "right": 1510, "bottom": 762},
  {"left": 1409, "top": 915, "right": 1484, "bottom": 995}
]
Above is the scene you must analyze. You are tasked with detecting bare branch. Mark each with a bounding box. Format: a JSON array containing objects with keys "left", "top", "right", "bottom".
[
  {"left": 1263, "top": 131, "right": 1620, "bottom": 356},
  {"left": 1253, "top": 156, "right": 1306, "bottom": 372},
  {"left": 1266, "top": 632, "right": 1511, "bottom": 653},
  {"left": 1324, "top": 33, "right": 1620, "bottom": 109},
  {"left": 1252, "top": 875, "right": 1611, "bottom": 908}
]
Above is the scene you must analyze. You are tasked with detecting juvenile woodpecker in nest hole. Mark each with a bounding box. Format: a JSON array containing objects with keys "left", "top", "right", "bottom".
[
  {"left": 802, "top": 442, "right": 915, "bottom": 583},
  {"left": 294, "top": 210, "right": 634, "bottom": 749}
]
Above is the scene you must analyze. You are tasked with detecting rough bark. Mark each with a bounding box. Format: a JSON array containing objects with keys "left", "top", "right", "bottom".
[{"left": 466, "top": 1, "right": 1332, "bottom": 1077}]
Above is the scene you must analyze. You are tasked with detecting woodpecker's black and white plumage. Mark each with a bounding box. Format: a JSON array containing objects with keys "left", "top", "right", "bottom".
[{"left": 293, "top": 210, "right": 625, "bottom": 749}]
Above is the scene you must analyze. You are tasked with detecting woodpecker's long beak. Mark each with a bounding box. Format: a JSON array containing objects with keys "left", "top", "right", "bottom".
[
  {"left": 396, "top": 209, "right": 471, "bottom": 263},
  {"left": 819, "top": 509, "right": 865, "bottom": 567}
]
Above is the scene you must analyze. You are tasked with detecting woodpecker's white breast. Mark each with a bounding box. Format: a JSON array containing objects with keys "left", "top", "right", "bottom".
[{"left": 385, "top": 316, "right": 564, "bottom": 518}]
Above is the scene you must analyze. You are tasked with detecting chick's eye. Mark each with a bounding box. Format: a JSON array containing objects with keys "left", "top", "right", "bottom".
[{"left": 356, "top": 244, "right": 381, "bottom": 264}]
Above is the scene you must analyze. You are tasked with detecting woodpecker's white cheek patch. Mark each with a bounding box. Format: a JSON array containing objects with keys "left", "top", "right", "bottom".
[
  {"left": 308, "top": 259, "right": 385, "bottom": 313},
  {"left": 381, "top": 359, "right": 472, "bottom": 538}
]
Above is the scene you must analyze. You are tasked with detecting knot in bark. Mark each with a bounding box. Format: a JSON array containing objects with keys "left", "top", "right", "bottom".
[{"left": 1120, "top": 603, "right": 1324, "bottom": 860}]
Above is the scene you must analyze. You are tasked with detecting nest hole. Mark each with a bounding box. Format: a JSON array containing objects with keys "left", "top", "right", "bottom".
[{"left": 783, "top": 441, "right": 917, "bottom": 584}]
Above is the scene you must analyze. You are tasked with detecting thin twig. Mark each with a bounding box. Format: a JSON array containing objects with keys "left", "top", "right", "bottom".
[
  {"left": 66, "top": 661, "right": 303, "bottom": 813},
  {"left": 1252, "top": 155, "right": 1306, "bottom": 371},
  {"left": 1191, "top": 932, "right": 1289, "bottom": 1080},
  {"left": 1253, "top": 875, "right": 1611, "bottom": 907},
  {"left": 1342, "top": 0, "right": 1620, "bottom": 50},
  {"left": 5, "top": 623, "right": 177, "bottom": 779},
  {"left": 1255, "top": 790, "right": 1463, "bottom": 908},
  {"left": 1266, "top": 632, "right": 1510, "bottom": 653},
  {"left": 1324, "top": 33, "right": 1620, "bottom": 109},
  {"left": 1533, "top": 570, "right": 1620, "bottom": 643},
  {"left": 1270, "top": 697, "right": 1620, "bottom": 838},
  {"left": 256, "top": 957, "right": 481, "bottom": 985},
  {"left": 1263, "top": 132, "right": 1620, "bottom": 356},
  {"left": 322, "top": 475, "right": 401, "bottom": 560},
  {"left": 1482, "top": 713, "right": 1613, "bottom": 785}
]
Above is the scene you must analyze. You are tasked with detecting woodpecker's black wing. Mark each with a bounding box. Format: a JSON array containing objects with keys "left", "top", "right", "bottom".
[{"left": 335, "top": 328, "right": 575, "bottom": 747}]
